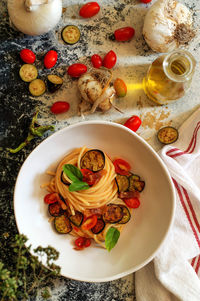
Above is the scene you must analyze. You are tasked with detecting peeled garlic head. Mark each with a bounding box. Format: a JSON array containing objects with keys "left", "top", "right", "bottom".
[{"left": 143, "top": 0, "right": 194, "bottom": 53}]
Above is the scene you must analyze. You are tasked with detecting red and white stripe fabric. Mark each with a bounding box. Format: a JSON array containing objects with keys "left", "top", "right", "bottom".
[{"left": 136, "top": 109, "right": 200, "bottom": 301}]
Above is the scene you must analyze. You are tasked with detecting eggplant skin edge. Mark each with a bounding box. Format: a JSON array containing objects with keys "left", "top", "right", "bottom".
[{"left": 80, "top": 149, "right": 105, "bottom": 172}]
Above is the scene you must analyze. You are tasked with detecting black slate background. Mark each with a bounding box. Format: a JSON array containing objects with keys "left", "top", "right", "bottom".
[{"left": 0, "top": 1, "right": 135, "bottom": 300}]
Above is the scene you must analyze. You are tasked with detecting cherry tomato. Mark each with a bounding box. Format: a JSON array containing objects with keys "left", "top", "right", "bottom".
[
  {"left": 81, "top": 169, "right": 96, "bottom": 186},
  {"left": 82, "top": 215, "right": 98, "bottom": 230},
  {"left": 140, "top": 0, "right": 152, "bottom": 3},
  {"left": 20, "top": 49, "right": 36, "bottom": 64},
  {"left": 44, "top": 193, "right": 58, "bottom": 204},
  {"left": 67, "top": 63, "right": 87, "bottom": 78},
  {"left": 114, "top": 78, "right": 127, "bottom": 97},
  {"left": 91, "top": 54, "right": 102, "bottom": 68},
  {"left": 124, "top": 115, "right": 142, "bottom": 132},
  {"left": 114, "top": 27, "right": 135, "bottom": 42},
  {"left": 74, "top": 237, "right": 91, "bottom": 249},
  {"left": 50, "top": 101, "right": 70, "bottom": 114},
  {"left": 79, "top": 2, "right": 100, "bottom": 18},
  {"left": 103, "top": 50, "right": 117, "bottom": 69},
  {"left": 124, "top": 197, "right": 140, "bottom": 208},
  {"left": 44, "top": 50, "right": 58, "bottom": 69},
  {"left": 113, "top": 158, "right": 131, "bottom": 176}
]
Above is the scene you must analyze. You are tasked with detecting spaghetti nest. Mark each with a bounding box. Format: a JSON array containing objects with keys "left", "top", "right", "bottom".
[{"left": 54, "top": 147, "right": 118, "bottom": 214}]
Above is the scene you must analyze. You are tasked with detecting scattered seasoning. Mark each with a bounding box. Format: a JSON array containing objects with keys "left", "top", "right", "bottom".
[{"left": 174, "top": 23, "right": 195, "bottom": 44}]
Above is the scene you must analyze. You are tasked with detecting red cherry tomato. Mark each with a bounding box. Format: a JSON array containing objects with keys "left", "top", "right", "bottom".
[
  {"left": 81, "top": 169, "right": 96, "bottom": 186},
  {"left": 114, "top": 78, "right": 127, "bottom": 97},
  {"left": 113, "top": 158, "right": 131, "bottom": 176},
  {"left": 91, "top": 54, "right": 102, "bottom": 68},
  {"left": 103, "top": 50, "right": 117, "bottom": 69},
  {"left": 79, "top": 2, "right": 100, "bottom": 18},
  {"left": 50, "top": 101, "right": 70, "bottom": 114},
  {"left": 114, "top": 27, "right": 135, "bottom": 42},
  {"left": 140, "top": 0, "right": 152, "bottom": 3},
  {"left": 20, "top": 49, "right": 36, "bottom": 64},
  {"left": 44, "top": 193, "right": 58, "bottom": 204},
  {"left": 124, "top": 197, "right": 140, "bottom": 208},
  {"left": 124, "top": 115, "right": 142, "bottom": 132},
  {"left": 82, "top": 215, "right": 98, "bottom": 230},
  {"left": 44, "top": 50, "right": 58, "bottom": 69},
  {"left": 67, "top": 63, "right": 87, "bottom": 78},
  {"left": 74, "top": 237, "right": 91, "bottom": 249}
]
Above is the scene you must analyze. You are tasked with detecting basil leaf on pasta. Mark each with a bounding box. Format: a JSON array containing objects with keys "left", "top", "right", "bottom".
[
  {"left": 105, "top": 227, "right": 120, "bottom": 252},
  {"left": 69, "top": 181, "right": 89, "bottom": 192},
  {"left": 63, "top": 164, "right": 83, "bottom": 182}
]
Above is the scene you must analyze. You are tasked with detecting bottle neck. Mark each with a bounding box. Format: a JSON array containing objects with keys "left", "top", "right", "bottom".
[{"left": 163, "top": 50, "right": 196, "bottom": 83}]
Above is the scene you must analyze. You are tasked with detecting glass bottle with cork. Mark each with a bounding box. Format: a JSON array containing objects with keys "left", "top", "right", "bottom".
[{"left": 143, "top": 49, "right": 196, "bottom": 105}]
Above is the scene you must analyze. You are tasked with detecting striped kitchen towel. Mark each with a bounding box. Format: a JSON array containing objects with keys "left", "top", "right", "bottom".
[{"left": 135, "top": 108, "right": 200, "bottom": 301}]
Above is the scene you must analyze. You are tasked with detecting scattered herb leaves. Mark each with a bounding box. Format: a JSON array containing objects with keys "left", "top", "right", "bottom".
[
  {"left": 105, "top": 227, "right": 120, "bottom": 251},
  {"left": 63, "top": 164, "right": 89, "bottom": 191}
]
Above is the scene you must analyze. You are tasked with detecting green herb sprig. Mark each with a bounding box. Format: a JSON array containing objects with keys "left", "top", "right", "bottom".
[
  {"left": 7, "top": 111, "right": 54, "bottom": 154},
  {"left": 105, "top": 227, "right": 120, "bottom": 252},
  {"left": 0, "top": 234, "right": 60, "bottom": 301},
  {"left": 63, "top": 164, "right": 89, "bottom": 192}
]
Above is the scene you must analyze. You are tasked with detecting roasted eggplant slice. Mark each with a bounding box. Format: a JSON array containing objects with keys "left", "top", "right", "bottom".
[
  {"left": 129, "top": 175, "right": 145, "bottom": 192},
  {"left": 29, "top": 79, "right": 46, "bottom": 96},
  {"left": 48, "top": 202, "right": 63, "bottom": 217},
  {"left": 157, "top": 126, "right": 179, "bottom": 145},
  {"left": 54, "top": 215, "right": 72, "bottom": 234},
  {"left": 61, "top": 25, "right": 81, "bottom": 45},
  {"left": 60, "top": 171, "right": 70, "bottom": 185},
  {"left": 80, "top": 149, "right": 105, "bottom": 172},
  {"left": 103, "top": 204, "right": 123, "bottom": 223},
  {"left": 118, "top": 206, "right": 131, "bottom": 224},
  {"left": 69, "top": 211, "right": 84, "bottom": 227},
  {"left": 19, "top": 64, "right": 38, "bottom": 82},
  {"left": 115, "top": 174, "right": 129, "bottom": 192},
  {"left": 47, "top": 74, "right": 63, "bottom": 93},
  {"left": 91, "top": 216, "right": 105, "bottom": 234}
]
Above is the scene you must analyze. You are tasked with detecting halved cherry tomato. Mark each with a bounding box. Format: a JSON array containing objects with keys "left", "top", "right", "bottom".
[
  {"left": 82, "top": 215, "right": 98, "bottom": 230},
  {"left": 44, "top": 193, "right": 58, "bottom": 204},
  {"left": 74, "top": 237, "right": 91, "bottom": 249},
  {"left": 67, "top": 63, "right": 87, "bottom": 78},
  {"left": 44, "top": 50, "right": 58, "bottom": 69},
  {"left": 103, "top": 50, "right": 117, "bottom": 69},
  {"left": 114, "top": 78, "right": 127, "bottom": 97},
  {"left": 124, "top": 197, "right": 140, "bottom": 208},
  {"left": 114, "top": 27, "right": 135, "bottom": 42},
  {"left": 91, "top": 54, "right": 102, "bottom": 68},
  {"left": 113, "top": 158, "right": 131, "bottom": 175},
  {"left": 81, "top": 169, "right": 96, "bottom": 186},
  {"left": 140, "top": 0, "right": 152, "bottom": 3},
  {"left": 79, "top": 2, "right": 100, "bottom": 18},
  {"left": 50, "top": 101, "right": 70, "bottom": 114},
  {"left": 124, "top": 115, "right": 142, "bottom": 132},
  {"left": 20, "top": 49, "right": 36, "bottom": 64}
]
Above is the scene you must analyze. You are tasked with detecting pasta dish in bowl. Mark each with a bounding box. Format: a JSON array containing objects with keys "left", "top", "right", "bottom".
[{"left": 14, "top": 121, "right": 175, "bottom": 282}]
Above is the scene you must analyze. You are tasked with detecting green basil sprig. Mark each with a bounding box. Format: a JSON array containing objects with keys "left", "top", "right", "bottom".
[
  {"left": 63, "top": 164, "right": 89, "bottom": 192},
  {"left": 105, "top": 227, "right": 120, "bottom": 252}
]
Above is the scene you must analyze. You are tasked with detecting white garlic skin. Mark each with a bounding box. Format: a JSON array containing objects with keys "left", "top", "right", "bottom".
[{"left": 143, "top": 0, "right": 193, "bottom": 53}]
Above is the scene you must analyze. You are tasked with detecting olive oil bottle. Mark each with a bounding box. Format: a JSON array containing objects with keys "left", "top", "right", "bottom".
[{"left": 143, "top": 50, "right": 196, "bottom": 105}]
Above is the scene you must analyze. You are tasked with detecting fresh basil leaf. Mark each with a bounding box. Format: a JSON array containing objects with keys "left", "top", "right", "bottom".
[
  {"left": 69, "top": 181, "right": 89, "bottom": 192},
  {"left": 63, "top": 164, "right": 83, "bottom": 182},
  {"left": 105, "top": 227, "right": 120, "bottom": 252}
]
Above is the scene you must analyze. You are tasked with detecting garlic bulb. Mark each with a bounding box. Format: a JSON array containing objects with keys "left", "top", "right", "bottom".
[
  {"left": 143, "top": 0, "right": 195, "bottom": 53},
  {"left": 78, "top": 69, "right": 116, "bottom": 115},
  {"left": 7, "top": 0, "right": 62, "bottom": 36}
]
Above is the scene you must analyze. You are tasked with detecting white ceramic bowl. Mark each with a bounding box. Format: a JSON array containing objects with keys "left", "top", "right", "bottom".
[{"left": 14, "top": 121, "right": 175, "bottom": 282}]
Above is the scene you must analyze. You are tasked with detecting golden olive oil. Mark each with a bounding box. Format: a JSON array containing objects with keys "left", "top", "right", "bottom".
[{"left": 143, "top": 50, "right": 196, "bottom": 105}]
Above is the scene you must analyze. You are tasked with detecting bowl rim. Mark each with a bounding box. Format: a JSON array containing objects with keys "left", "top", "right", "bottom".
[{"left": 13, "top": 120, "right": 176, "bottom": 282}]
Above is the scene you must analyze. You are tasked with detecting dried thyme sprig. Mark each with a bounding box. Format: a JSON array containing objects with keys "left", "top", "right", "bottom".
[{"left": 0, "top": 234, "right": 60, "bottom": 301}]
